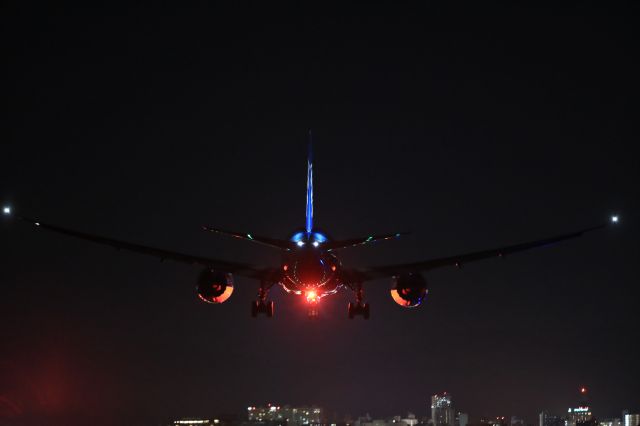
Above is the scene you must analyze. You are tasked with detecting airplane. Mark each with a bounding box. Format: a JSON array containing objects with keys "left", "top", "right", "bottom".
[{"left": 1, "top": 134, "right": 619, "bottom": 319}]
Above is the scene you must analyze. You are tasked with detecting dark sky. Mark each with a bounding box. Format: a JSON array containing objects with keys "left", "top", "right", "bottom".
[{"left": 1, "top": 3, "right": 639, "bottom": 426}]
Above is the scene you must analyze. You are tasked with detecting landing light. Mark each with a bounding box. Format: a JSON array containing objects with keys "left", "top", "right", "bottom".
[
  {"left": 296, "top": 241, "right": 305, "bottom": 247},
  {"left": 306, "top": 290, "right": 318, "bottom": 303},
  {"left": 312, "top": 241, "right": 319, "bottom": 247},
  {"left": 611, "top": 215, "right": 619, "bottom": 223},
  {"left": 2, "top": 206, "right": 10, "bottom": 215}
]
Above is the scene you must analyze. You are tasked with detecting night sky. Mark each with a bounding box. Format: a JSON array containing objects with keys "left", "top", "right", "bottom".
[{"left": 1, "top": 4, "right": 639, "bottom": 426}]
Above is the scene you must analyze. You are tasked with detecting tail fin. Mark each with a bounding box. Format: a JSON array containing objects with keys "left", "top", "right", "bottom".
[{"left": 306, "top": 130, "right": 313, "bottom": 234}]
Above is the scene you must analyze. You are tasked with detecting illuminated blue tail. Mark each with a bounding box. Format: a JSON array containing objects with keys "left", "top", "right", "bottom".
[{"left": 306, "top": 131, "right": 313, "bottom": 235}]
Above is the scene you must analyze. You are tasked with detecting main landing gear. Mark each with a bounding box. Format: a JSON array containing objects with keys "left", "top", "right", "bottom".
[
  {"left": 348, "top": 284, "right": 370, "bottom": 319},
  {"left": 251, "top": 281, "right": 274, "bottom": 318}
]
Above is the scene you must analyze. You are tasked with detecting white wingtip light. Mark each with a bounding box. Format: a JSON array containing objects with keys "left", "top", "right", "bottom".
[
  {"left": 2, "top": 206, "right": 10, "bottom": 215},
  {"left": 611, "top": 215, "right": 619, "bottom": 223}
]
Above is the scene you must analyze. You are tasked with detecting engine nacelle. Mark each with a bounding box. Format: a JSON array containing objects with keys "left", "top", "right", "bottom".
[
  {"left": 197, "top": 269, "right": 234, "bottom": 304},
  {"left": 390, "top": 273, "right": 428, "bottom": 308}
]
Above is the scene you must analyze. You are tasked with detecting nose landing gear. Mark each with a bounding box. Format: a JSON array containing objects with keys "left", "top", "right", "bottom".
[
  {"left": 348, "top": 302, "right": 370, "bottom": 319},
  {"left": 348, "top": 283, "right": 370, "bottom": 319},
  {"left": 251, "top": 281, "right": 274, "bottom": 318},
  {"left": 251, "top": 300, "right": 274, "bottom": 317}
]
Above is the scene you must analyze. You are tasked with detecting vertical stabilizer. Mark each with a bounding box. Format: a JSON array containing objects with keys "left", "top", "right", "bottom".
[{"left": 306, "top": 131, "right": 313, "bottom": 234}]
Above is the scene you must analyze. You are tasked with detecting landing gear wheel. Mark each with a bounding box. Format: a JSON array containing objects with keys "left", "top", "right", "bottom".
[
  {"left": 347, "top": 301, "right": 370, "bottom": 319},
  {"left": 251, "top": 300, "right": 275, "bottom": 318}
]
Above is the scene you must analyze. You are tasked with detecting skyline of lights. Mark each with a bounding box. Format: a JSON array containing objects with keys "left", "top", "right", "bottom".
[{"left": 236, "top": 389, "right": 636, "bottom": 426}]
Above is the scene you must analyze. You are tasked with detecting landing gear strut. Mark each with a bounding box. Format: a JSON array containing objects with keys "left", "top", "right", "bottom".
[
  {"left": 348, "top": 283, "right": 370, "bottom": 319},
  {"left": 251, "top": 281, "right": 274, "bottom": 318}
]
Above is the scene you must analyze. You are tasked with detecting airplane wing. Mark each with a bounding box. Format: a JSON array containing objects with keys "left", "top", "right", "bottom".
[
  {"left": 355, "top": 222, "right": 613, "bottom": 281},
  {"left": 323, "top": 231, "right": 409, "bottom": 251},
  {"left": 202, "top": 226, "right": 295, "bottom": 250},
  {"left": 14, "top": 215, "right": 271, "bottom": 280}
]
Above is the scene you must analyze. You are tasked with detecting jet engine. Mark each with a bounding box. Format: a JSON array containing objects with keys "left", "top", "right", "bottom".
[
  {"left": 196, "top": 269, "right": 234, "bottom": 304},
  {"left": 390, "top": 273, "right": 428, "bottom": 308}
]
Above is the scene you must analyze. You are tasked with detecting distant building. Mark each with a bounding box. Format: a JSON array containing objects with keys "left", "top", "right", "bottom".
[
  {"left": 623, "top": 413, "right": 640, "bottom": 426},
  {"left": 355, "top": 417, "right": 388, "bottom": 426},
  {"left": 481, "top": 417, "right": 507, "bottom": 426},
  {"left": 511, "top": 417, "right": 524, "bottom": 426},
  {"left": 540, "top": 412, "right": 565, "bottom": 426},
  {"left": 566, "top": 407, "right": 593, "bottom": 426},
  {"left": 248, "top": 404, "right": 283, "bottom": 423},
  {"left": 173, "top": 420, "right": 216, "bottom": 425},
  {"left": 599, "top": 419, "right": 621, "bottom": 426},
  {"left": 247, "top": 404, "right": 322, "bottom": 426},
  {"left": 456, "top": 413, "right": 469, "bottom": 426},
  {"left": 392, "top": 413, "right": 419, "bottom": 426},
  {"left": 431, "top": 393, "right": 454, "bottom": 426},
  {"left": 565, "top": 388, "right": 596, "bottom": 426}
]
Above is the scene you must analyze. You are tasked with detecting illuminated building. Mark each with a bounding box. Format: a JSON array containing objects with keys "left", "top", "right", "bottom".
[
  {"left": 173, "top": 420, "right": 217, "bottom": 425},
  {"left": 566, "top": 387, "right": 594, "bottom": 426},
  {"left": 481, "top": 417, "right": 507, "bottom": 426},
  {"left": 511, "top": 417, "right": 524, "bottom": 426},
  {"left": 247, "top": 404, "right": 322, "bottom": 425},
  {"left": 392, "top": 413, "right": 419, "bottom": 426},
  {"left": 623, "top": 413, "right": 639, "bottom": 426},
  {"left": 248, "top": 404, "right": 282, "bottom": 422},
  {"left": 566, "top": 407, "right": 593, "bottom": 426},
  {"left": 456, "top": 413, "right": 468, "bottom": 426},
  {"left": 431, "top": 393, "right": 454, "bottom": 426},
  {"left": 599, "top": 419, "right": 621, "bottom": 426},
  {"left": 540, "top": 412, "right": 565, "bottom": 426}
]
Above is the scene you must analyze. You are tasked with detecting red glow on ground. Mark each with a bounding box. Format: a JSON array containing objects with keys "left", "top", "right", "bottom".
[{"left": 0, "top": 395, "right": 23, "bottom": 417}]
